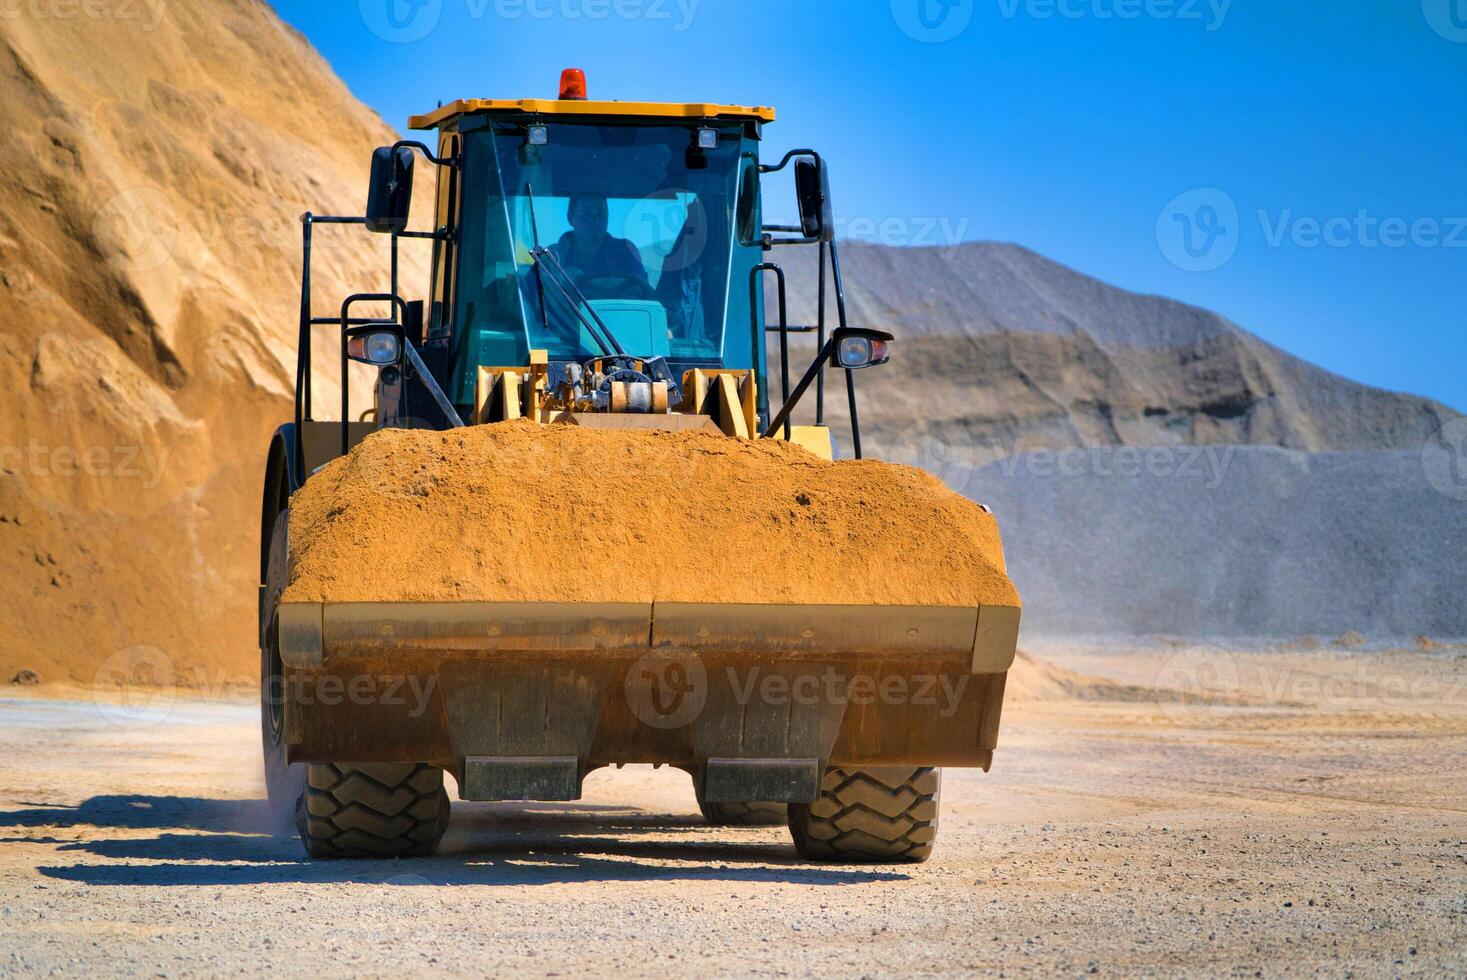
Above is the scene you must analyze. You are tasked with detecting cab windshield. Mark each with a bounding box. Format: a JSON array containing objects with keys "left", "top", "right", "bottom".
[{"left": 455, "top": 122, "right": 742, "bottom": 368}]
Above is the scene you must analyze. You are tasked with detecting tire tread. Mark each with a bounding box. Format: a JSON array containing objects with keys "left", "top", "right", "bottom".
[
  {"left": 788, "top": 767, "right": 940, "bottom": 863},
  {"left": 296, "top": 763, "right": 449, "bottom": 859}
]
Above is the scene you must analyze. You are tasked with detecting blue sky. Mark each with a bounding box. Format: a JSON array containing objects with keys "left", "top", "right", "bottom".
[{"left": 271, "top": 0, "right": 1466, "bottom": 409}]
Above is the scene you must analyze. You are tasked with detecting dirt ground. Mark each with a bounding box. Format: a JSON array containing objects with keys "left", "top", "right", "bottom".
[{"left": 1, "top": 643, "right": 1464, "bottom": 978}]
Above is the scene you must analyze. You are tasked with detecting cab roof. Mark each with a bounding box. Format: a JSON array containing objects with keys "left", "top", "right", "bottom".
[{"left": 409, "top": 98, "right": 776, "bottom": 131}]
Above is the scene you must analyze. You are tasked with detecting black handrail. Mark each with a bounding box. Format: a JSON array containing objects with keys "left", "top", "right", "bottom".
[
  {"left": 751, "top": 263, "right": 789, "bottom": 437},
  {"left": 294, "top": 214, "right": 374, "bottom": 480}
]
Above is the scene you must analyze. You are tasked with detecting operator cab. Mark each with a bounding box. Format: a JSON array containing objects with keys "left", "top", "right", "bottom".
[
  {"left": 405, "top": 75, "right": 775, "bottom": 419},
  {"left": 288, "top": 69, "right": 892, "bottom": 486}
]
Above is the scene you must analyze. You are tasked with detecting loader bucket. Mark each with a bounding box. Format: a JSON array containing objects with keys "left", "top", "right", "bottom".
[
  {"left": 276, "top": 597, "right": 1020, "bottom": 802},
  {"left": 270, "top": 421, "right": 1021, "bottom": 804}
]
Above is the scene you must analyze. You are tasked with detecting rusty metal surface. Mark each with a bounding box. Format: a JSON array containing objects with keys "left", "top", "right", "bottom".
[
  {"left": 276, "top": 599, "right": 1021, "bottom": 786},
  {"left": 315, "top": 601, "right": 653, "bottom": 654},
  {"left": 461, "top": 756, "right": 581, "bottom": 801},
  {"left": 277, "top": 602, "right": 323, "bottom": 669},
  {"left": 652, "top": 602, "right": 981, "bottom": 657},
  {"left": 283, "top": 650, "right": 1010, "bottom": 776},
  {"left": 974, "top": 604, "right": 1023, "bottom": 673},
  {"left": 281, "top": 600, "right": 1022, "bottom": 669},
  {"left": 552, "top": 413, "right": 722, "bottom": 432},
  {"left": 702, "top": 758, "right": 821, "bottom": 803}
]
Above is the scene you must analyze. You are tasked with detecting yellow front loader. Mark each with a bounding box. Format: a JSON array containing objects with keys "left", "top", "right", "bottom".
[{"left": 259, "top": 70, "right": 1021, "bottom": 862}]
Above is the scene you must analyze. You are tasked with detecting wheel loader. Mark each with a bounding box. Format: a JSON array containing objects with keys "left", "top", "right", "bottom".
[{"left": 259, "top": 70, "right": 1022, "bottom": 863}]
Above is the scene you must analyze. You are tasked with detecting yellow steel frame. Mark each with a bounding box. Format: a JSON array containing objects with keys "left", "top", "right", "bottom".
[{"left": 411, "top": 98, "right": 776, "bottom": 131}]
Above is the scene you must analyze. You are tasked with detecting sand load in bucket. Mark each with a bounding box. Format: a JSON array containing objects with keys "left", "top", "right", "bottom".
[{"left": 284, "top": 421, "right": 1020, "bottom": 610}]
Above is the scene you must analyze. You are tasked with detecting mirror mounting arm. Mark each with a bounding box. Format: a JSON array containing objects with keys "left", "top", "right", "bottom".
[{"left": 391, "top": 139, "right": 458, "bottom": 169}]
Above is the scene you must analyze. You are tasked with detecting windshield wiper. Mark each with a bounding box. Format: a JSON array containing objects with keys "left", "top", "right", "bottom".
[
  {"left": 529, "top": 245, "right": 626, "bottom": 358},
  {"left": 530, "top": 246, "right": 682, "bottom": 405},
  {"left": 523, "top": 181, "right": 623, "bottom": 358}
]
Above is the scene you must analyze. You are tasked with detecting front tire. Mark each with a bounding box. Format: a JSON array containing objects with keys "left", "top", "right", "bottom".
[
  {"left": 261, "top": 514, "right": 304, "bottom": 831},
  {"left": 260, "top": 511, "right": 450, "bottom": 860},
  {"left": 296, "top": 763, "right": 450, "bottom": 859},
  {"left": 788, "top": 767, "right": 941, "bottom": 863}
]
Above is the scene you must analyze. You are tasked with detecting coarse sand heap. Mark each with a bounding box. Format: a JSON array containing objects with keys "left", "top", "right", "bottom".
[{"left": 284, "top": 421, "right": 1020, "bottom": 609}]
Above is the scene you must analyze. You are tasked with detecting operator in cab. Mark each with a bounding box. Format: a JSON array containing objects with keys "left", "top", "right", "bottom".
[{"left": 548, "top": 194, "right": 652, "bottom": 299}]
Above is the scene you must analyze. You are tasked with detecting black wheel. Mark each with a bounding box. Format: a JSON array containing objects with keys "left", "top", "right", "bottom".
[
  {"left": 788, "top": 767, "right": 941, "bottom": 863},
  {"left": 699, "top": 800, "right": 787, "bottom": 827},
  {"left": 260, "top": 513, "right": 304, "bottom": 831},
  {"left": 296, "top": 763, "right": 450, "bottom": 859}
]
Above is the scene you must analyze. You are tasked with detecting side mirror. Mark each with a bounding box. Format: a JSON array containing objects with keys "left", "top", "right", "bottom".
[
  {"left": 366, "top": 146, "right": 415, "bottom": 234},
  {"left": 794, "top": 157, "right": 834, "bottom": 243},
  {"left": 344, "top": 324, "right": 405, "bottom": 366},
  {"left": 829, "top": 327, "right": 893, "bottom": 370}
]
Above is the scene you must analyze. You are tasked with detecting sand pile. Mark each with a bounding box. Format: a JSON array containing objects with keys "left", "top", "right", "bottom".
[
  {"left": 1005, "top": 650, "right": 1176, "bottom": 703},
  {"left": 0, "top": 0, "right": 428, "bottom": 683},
  {"left": 285, "top": 422, "right": 1019, "bottom": 608}
]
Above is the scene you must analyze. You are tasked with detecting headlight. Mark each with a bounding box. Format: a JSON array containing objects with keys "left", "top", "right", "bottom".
[
  {"left": 838, "top": 336, "right": 873, "bottom": 368},
  {"left": 834, "top": 336, "right": 889, "bottom": 369},
  {"left": 347, "top": 331, "right": 402, "bottom": 366}
]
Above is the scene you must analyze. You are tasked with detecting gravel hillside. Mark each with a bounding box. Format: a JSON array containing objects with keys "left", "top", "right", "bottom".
[
  {"left": 962, "top": 447, "right": 1467, "bottom": 640},
  {"left": 770, "top": 243, "right": 1458, "bottom": 460}
]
